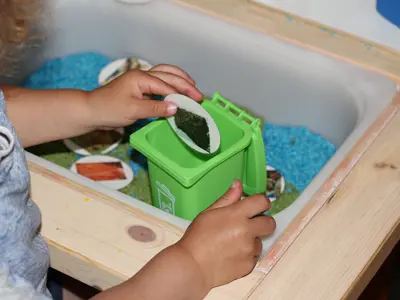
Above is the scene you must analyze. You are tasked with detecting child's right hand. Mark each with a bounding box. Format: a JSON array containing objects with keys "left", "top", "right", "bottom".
[
  {"left": 176, "top": 179, "right": 276, "bottom": 290},
  {"left": 91, "top": 180, "right": 274, "bottom": 300}
]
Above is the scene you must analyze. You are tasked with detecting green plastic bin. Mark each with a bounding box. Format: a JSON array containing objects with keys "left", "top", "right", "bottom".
[{"left": 130, "top": 93, "right": 266, "bottom": 221}]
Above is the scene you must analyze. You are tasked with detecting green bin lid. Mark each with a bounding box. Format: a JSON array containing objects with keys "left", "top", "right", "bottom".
[{"left": 210, "top": 93, "right": 266, "bottom": 195}]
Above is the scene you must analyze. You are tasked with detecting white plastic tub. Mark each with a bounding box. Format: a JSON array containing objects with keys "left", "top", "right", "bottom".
[{"left": 24, "top": 0, "right": 396, "bottom": 254}]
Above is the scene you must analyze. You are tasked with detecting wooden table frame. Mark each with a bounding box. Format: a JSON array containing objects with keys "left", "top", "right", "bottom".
[{"left": 29, "top": 1, "right": 400, "bottom": 299}]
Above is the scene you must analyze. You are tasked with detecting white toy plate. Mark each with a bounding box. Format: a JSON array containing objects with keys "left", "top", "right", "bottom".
[
  {"left": 165, "top": 94, "right": 220, "bottom": 155},
  {"left": 266, "top": 165, "right": 286, "bottom": 202},
  {"left": 98, "top": 57, "right": 153, "bottom": 86},
  {"left": 63, "top": 128, "right": 124, "bottom": 156},
  {"left": 70, "top": 155, "right": 134, "bottom": 190}
]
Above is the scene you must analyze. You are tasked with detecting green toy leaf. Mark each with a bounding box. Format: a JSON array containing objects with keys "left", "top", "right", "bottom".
[{"left": 174, "top": 108, "right": 210, "bottom": 153}]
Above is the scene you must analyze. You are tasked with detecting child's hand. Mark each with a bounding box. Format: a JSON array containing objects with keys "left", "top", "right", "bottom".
[
  {"left": 87, "top": 64, "right": 203, "bottom": 130},
  {"left": 176, "top": 180, "right": 276, "bottom": 290},
  {"left": 90, "top": 181, "right": 274, "bottom": 300}
]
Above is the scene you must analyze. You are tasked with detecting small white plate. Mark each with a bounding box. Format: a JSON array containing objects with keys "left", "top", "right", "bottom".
[
  {"left": 165, "top": 94, "right": 220, "bottom": 154},
  {"left": 63, "top": 128, "right": 124, "bottom": 156},
  {"left": 98, "top": 57, "right": 153, "bottom": 86},
  {"left": 70, "top": 155, "right": 134, "bottom": 190},
  {"left": 266, "top": 165, "right": 285, "bottom": 202}
]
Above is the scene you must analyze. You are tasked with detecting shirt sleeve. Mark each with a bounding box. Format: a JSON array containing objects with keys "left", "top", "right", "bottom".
[
  {"left": 0, "top": 90, "right": 50, "bottom": 296},
  {"left": 0, "top": 267, "right": 52, "bottom": 300}
]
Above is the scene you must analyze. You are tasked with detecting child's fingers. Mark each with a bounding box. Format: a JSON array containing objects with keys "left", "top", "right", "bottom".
[
  {"left": 149, "top": 64, "right": 196, "bottom": 85},
  {"left": 133, "top": 71, "right": 178, "bottom": 97},
  {"left": 235, "top": 194, "right": 271, "bottom": 219},
  {"left": 207, "top": 180, "right": 243, "bottom": 210},
  {"left": 147, "top": 70, "right": 195, "bottom": 91},
  {"left": 254, "top": 237, "right": 263, "bottom": 258},
  {"left": 148, "top": 71, "right": 203, "bottom": 101},
  {"left": 249, "top": 215, "right": 276, "bottom": 237},
  {"left": 130, "top": 99, "right": 178, "bottom": 119}
]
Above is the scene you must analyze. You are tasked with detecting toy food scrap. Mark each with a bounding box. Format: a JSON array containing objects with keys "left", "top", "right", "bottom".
[
  {"left": 76, "top": 161, "right": 126, "bottom": 181},
  {"left": 165, "top": 94, "right": 220, "bottom": 154},
  {"left": 71, "top": 155, "right": 134, "bottom": 190},
  {"left": 98, "top": 57, "right": 152, "bottom": 86},
  {"left": 63, "top": 128, "right": 124, "bottom": 156},
  {"left": 174, "top": 108, "right": 210, "bottom": 152},
  {"left": 266, "top": 165, "right": 285, "bottom": 201}
]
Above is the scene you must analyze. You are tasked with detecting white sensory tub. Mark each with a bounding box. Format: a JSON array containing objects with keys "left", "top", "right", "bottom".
[{"left": 11, "top": 0, "right": 397, "bottom": 257}]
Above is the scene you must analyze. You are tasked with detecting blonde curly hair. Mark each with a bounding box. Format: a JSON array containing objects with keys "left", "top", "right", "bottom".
[{"left": 0, "top": 0, "right": 45, "bottom": 81}]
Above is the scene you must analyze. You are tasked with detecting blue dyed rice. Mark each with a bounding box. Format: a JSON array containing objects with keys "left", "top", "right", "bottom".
[
  {"left": 22, "top": 52, "right": 111, "bottom": 91},
  {"left": 264, "top": 123, "right": 336, "bottom": 191}
]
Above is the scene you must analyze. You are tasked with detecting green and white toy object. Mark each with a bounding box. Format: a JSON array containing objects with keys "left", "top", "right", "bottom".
[{"left": 130, "top": 92, "right": 267, "bottom": 221}]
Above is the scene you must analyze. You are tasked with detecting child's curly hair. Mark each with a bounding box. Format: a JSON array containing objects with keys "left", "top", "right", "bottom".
[{"left": 0, "top": 0, "right": 45, "bottom": 81}]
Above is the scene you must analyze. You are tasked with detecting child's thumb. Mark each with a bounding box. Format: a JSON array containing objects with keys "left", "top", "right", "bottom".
[
  {"left": 208, "top": 180, "right": 243, "bottom": 210},
  {"left": 131, "top": 100, "right": 177, "bottom": 119}
]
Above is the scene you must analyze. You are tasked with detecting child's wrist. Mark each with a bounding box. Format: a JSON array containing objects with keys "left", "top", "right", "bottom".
[
  {"left": 73, "top": 90, "right": 98, "bottom": 131},
  {"left": 86, "top": 90, "right": 116, "bottom": 131},
  {"left": 78, "top": 90, "right": 105, "bottom": 131},
  {"left": 122, "top": 244, "right": 212, "bottom": 300},
  {"left": 171, "top": 243, "right": 214, "bottom": 293}
]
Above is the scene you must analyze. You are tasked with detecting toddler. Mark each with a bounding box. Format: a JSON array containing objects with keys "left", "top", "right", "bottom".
[{"left": 0, "top": 1, "right": 276, "bottom": 299}]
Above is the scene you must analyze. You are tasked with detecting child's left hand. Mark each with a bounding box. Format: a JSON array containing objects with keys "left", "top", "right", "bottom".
[{"left": 87, "top": 64, "right": 203, "bottom": 130}]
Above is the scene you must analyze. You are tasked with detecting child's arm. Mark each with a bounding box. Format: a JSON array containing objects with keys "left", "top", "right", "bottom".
[
  {"left": 3, "top": 86, "right": 93, "bottom": 147},
  {"left": 91, "top": 181, "right": 275, "bottom": 300},
  {"left": 92, "top": 245, "right": 209, "bottom": 300},
  {"left": 2, "top": 65, "right": 202, "bottom": 147}
]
